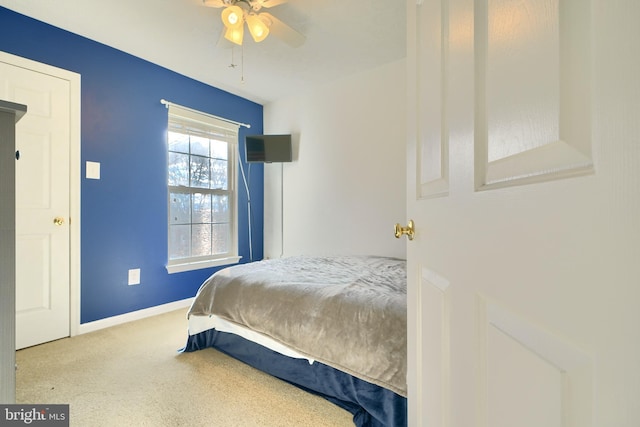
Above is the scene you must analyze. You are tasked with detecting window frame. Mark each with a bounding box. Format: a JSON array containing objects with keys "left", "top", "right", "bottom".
[{"left": 165, "top": 104, "right": 241, "bottom": 274}]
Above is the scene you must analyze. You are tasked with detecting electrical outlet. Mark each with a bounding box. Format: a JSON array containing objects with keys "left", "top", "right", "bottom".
[{"left": 128, "top": 268, "right": 140, "bottom": 285}]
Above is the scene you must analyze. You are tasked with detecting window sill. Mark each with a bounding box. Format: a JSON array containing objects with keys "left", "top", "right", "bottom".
[{"left": 166, "top": 256, "right": 241, "bottom": 274}]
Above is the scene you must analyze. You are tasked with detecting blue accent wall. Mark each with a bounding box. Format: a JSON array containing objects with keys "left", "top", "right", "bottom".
[{"left": 0, "top": 7, "right": 264, "bottom": 323}]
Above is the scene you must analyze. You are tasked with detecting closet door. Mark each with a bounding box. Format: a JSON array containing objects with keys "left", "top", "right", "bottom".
[{"left": 0, "top": 56, "right": 72, "bottom": 349}]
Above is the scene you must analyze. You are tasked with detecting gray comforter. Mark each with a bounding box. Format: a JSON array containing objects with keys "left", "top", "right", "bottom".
[{"left": 187, "top": 255, "right": 407, "bottom": 397}]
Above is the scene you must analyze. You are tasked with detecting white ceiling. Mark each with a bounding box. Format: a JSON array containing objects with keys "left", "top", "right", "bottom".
[{"left": 0, "top": 0, "right": 406, "bottom": 105}]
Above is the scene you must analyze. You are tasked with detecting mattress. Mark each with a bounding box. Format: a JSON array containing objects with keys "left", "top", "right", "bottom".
[{"left": 187, "top": 255, "right": 407, "bottom": 396}]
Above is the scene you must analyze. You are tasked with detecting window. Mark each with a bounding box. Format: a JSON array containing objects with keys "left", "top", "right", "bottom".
[{"left": 166, "top": 104, "right": 240, "bottom": 273}]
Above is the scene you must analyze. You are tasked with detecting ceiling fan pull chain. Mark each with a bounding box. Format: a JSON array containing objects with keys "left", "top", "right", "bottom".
[
  {"left": 241, "top": 43, "right": 245, "bottom": 84},
  {"left": 229, "top": 46, "right": 236, "bottom": 68}
]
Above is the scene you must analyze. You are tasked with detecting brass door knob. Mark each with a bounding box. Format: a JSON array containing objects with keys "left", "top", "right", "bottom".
[
  {"left": 394, "top": 220, "right": 415, "bottom": 240},
  {"left": 53, "top": 217, "right": 65, "bottom": 226}
]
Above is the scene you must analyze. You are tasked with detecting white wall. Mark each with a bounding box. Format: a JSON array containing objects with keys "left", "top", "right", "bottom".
[{"left": 263, "top": 59, "right": 407, "bottom": 259}]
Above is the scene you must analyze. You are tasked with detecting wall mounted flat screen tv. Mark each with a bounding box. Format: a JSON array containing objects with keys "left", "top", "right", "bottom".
[{"left": 245, "top": 134, "right": 292, "bottom": 163}]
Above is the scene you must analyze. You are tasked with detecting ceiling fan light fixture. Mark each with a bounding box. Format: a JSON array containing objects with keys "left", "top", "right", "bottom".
[
  {"left": 221, "top": 5, "right": 244, "bottom": 29},
  {"left": 225, "top": 25, "right": 244, "bottom": 45},
  {"left": 246, "top": 14, "right": 270, "bottom": 42}
]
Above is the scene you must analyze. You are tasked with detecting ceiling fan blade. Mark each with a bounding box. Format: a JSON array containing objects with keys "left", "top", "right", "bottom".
[
  {"left": 259, "top": 0, "right": 289, "bottom": 8},
  {"left": 202, "top": 0, "right": 227, "bottom": 8},
  {"left": 262, "top": 12, "right": 305, "bottom": 48}
]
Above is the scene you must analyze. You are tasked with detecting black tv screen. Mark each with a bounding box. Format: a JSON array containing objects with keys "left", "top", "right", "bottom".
[{"left": 245, "top": 134, "right": 292, "bottom": 163}]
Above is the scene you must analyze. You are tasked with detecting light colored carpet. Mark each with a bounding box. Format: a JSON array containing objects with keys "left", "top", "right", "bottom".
[{"left": 16, "top": 309, "right": 353, "bottom": 426}]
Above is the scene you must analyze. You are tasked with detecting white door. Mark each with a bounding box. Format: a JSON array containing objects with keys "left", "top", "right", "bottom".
[
  {"left": 0, "top": 58, "right": 71, "bottom": 349},
  {"left": 406, "top": 0, "right": 640, "bottom": 426}
]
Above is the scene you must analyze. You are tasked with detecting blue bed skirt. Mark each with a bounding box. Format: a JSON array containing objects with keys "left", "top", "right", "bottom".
[{"left": 182, "top": 328, "right": 407, "bottom": 427}]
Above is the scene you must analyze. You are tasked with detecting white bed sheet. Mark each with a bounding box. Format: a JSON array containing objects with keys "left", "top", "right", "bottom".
[{"left": 188, "top": 314, "right": 315, "bottom": 364}]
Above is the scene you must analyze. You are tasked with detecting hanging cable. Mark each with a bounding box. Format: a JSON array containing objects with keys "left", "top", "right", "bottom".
[
  {"left": 238, "top": 148, "right": 252, "bottom": 262},
  {"left": 280, "top": 163, "right": 284, "bottom": 258}
]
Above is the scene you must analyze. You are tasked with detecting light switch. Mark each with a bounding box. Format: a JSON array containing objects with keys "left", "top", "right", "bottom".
[
  {"left": 128, "top": 268, "right": 140, "bottom": 286},
  {"left": 86, "top": 161, "right": 100, "bottom": 179}
]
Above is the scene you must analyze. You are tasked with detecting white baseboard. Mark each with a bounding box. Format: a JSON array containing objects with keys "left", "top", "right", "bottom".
[{"left": 75, "top": 297, "right": 194, "bottom": 335}]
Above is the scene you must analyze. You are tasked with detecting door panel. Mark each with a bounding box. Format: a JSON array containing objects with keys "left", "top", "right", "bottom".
[
  {"left": 419, "top": 268, "right": 451, "bottom": 426},
  {"left": 415, "top": 0, "right": 449, "bottom": 198},
  {"left": 475, "top": 0, "right": 593, "bottom": 190},
  {"left": 0, "top": 60, "right": 71, "bottom": 350},
  {"left": 480, "top": 298, "right": 592, "bottom": 427},
  {"left": 407, "top": 0, "right": 640, "bottom": 426},
  {"left": 16, "top": 235, "right": 52, "bottom": 312}
]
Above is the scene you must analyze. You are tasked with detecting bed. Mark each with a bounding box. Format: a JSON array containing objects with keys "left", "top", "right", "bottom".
[{"left": 181, "top": 255, "right": 408, "bottom": 427}]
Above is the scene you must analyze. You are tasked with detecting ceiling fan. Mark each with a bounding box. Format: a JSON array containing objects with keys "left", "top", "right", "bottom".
[{"left": 203, "top": 0, "right": 306, "bottom": 48}]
